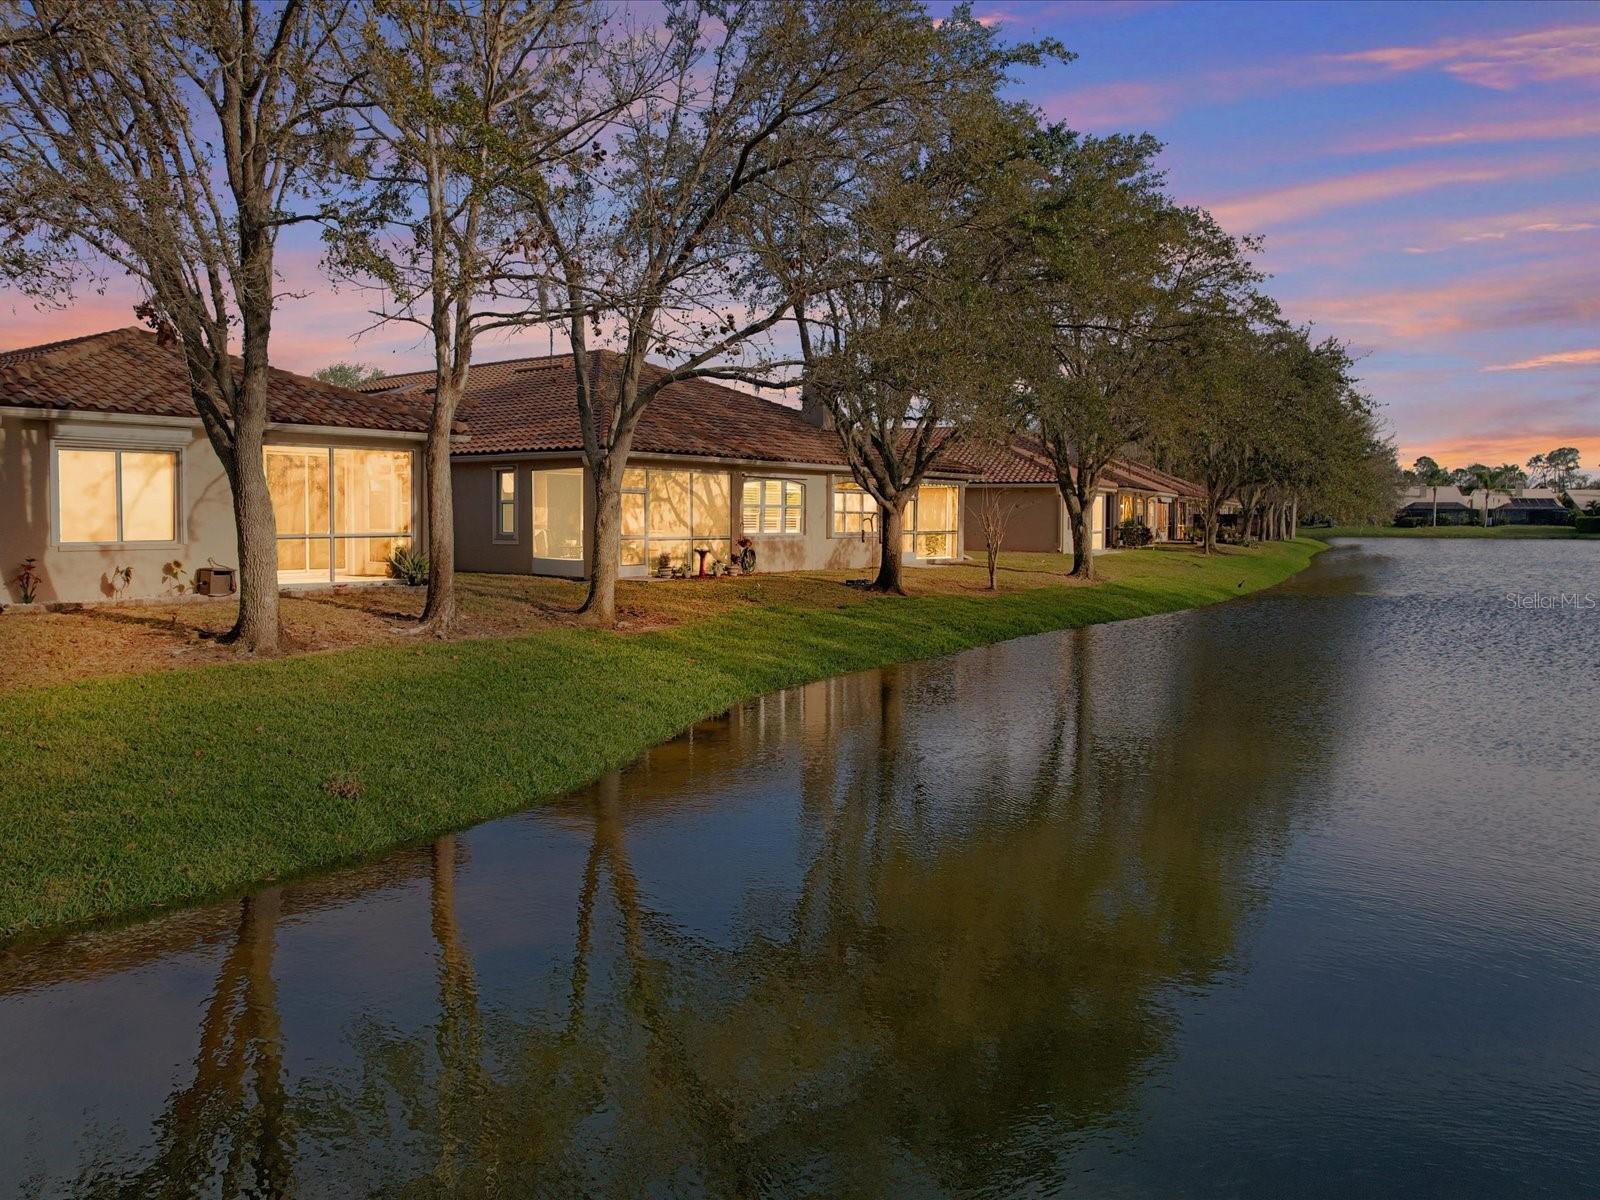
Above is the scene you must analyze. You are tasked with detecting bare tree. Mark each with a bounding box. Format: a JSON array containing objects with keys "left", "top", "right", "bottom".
[
  {"left": 526, "top": 0, "right": 995, "bottom": 624},
  {"left": 0, "top": 0, "right": 353, "bottom": 652},
  {"left": 976, "top": 487, "right": 1018, "bottom": 590},
  {"left": 324, "top": 0, "right": 612, "bottom": 635}
]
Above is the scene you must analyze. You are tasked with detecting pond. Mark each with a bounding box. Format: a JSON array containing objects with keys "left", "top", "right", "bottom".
[{"left": 2, "top": 538, "right": 1599, "bottom": 1198}]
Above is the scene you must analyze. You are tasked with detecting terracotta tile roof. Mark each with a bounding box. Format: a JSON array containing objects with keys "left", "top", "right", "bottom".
[
  {"left": 0, "top": 327, "right": 436, "bottom": 434},
  {"left": 959, "top": 436, "right": 1204, "bottom": 499},
  {"left": 367, "top": 349, "right": 976, "bottom": 473},
  {"left": 956, "top": 437, "right": 1059, "bottom": 484},
  {"left": 1104, "top": 458, "right": 1205, "bottom": 499}
]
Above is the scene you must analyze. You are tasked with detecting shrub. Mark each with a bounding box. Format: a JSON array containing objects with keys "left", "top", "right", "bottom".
[
  {"left": 1117, "top": 518, "right": 1153, "bottom": 548},
  {"left": 388, "top": 545, "right": 430, "bottom": 585},
  {"left": 1576, "top": 515, "right": 1600, "bottom": 535}
]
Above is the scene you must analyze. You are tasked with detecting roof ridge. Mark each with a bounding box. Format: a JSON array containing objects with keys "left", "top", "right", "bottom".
[{"left": 0, "top": 327, "right": 151, "bottom": 397}]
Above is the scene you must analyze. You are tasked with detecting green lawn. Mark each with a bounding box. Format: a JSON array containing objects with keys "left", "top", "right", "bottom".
[
  {"left": 1309, "top": 524, "right": 1591, "bottom": 539},
  {"left": 0, "top": 540, "right": 1322, "bottom": 943}
]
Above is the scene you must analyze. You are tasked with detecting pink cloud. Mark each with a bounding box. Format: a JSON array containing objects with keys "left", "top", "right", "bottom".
[
  {"left": 1327, "top": 23, "right": 1600, "bottom": 90},
  {"left": 1208, "top": 158, "right": 1554, "bottom": 233},
  {"left": 1346, "top": 109, "right": 1600, "bottom": 153},
  {"left": 1305, "top": 260, "right": 1600, "bottom": 342},
  {"left": 1039, "top": 79, "right": 1180, "bottom": 130},
  {"left": 1396, "top": 204, "right": 1600, "bottom": 254},
  {"left": 1483, "top": 348, "right": 1600, "bottom": 372}
]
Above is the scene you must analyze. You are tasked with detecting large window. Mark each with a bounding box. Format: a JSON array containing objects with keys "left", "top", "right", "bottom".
[
  {"left": 56, "top": 448, "right": 178, "bottom": 545},
  {"left": 533, "top": 467, "right": 584, "bottom": 560},
  {"left": 831, "top": 481, "right": 878, "bottom": 536},
  {"left": 494, "top": 468, "right": 518, "bottom": 541},
  {"left": 904, "top": 484, "right": 959, "bottom": 559},
  {"left": 620, "top": 467, "right": 730, "bottom": 572},
  {"left": 267, "top": 445, "right": 412, "bottom": 584},
  {"left": 742, "top": 477, "right": 803, "bottom": 535}
]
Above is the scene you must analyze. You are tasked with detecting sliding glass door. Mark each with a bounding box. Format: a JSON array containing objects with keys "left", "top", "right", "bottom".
[
  {"left": 267, "top": 446, "right": 414, "bottom": 584},
  {"left": 532, "top": 467, "right": 586, "bottom": 575}
]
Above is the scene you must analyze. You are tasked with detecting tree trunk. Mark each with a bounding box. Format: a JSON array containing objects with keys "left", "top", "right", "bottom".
[
  {"left": 872, "top": 500, "right": 907, "bottom": 594},
  {"left": 1202, "top": 491, "right": 1221, "bottom": 555},
  {"left": 580, "top": 458, "right": 623, "bottom": 625},
  {"left": 226, "top": 411, "right": 281, "bottom": 654},
  {"left": 1060, "top": 479, "right": 1094, "bottom": 581},
  {"left": 986, "top": 542, "right": 998, "bottom": 590},
  {"left": 1291, "top": 496, "right": 1299, "bottom": 539},
  {"left": 418, "top": 390, "right": 458, "bottom": 636}
]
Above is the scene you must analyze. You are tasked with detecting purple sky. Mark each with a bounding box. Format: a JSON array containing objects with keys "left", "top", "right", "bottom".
[{"left": 3, "top": 0, "right": 1596, "bottom": 471}]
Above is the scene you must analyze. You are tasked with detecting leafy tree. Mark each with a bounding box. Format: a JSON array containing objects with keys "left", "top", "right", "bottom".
[
  {"left": 0, "top": 0, "right": 352, "bottom": 652},
  {"left": 1526, "top": 446, "right": 1582, "bottom": 492},
  {"left": 1015, "top": 129, "right": 1263, "bottom": 577},
  {"left": 1459, "top": 462, "right": 1523, "bottom": 525},
  {"left": 759, "top": 22, "right": 1052, "bottom": 593},
  {"left": 313, "top": 361, "right": 387, "bottom": 388},
  {"left": 1411, "top": 455, "right": 1451, "bottom": 527}
]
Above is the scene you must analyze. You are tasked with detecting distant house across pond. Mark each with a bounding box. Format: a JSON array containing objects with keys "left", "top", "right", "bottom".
[
  {"left": 1489, "top": 490, "right": 1568, "bottom": 526},
  {"left": 1395, "top": 485, "right": 1476, "bottom": 526}
]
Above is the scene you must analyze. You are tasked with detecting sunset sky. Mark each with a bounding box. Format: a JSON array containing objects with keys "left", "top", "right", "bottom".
[{"left": 2, "top": 0, "right": 1596, "bottom": 473}]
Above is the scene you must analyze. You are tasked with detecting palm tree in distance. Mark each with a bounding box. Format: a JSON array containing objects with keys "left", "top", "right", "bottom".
[
  {"left": 1461, "top": 463, "right": 1522, "bottom": 526},
  {"left": 1412, "top": 456, "right": 1451, "bottom": 527}
]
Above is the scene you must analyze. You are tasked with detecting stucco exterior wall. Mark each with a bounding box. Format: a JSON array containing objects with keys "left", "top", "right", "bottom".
[
  {"left": 964, "top": 485, "right": 1063, "bottom": 554},
  {"left": 450, "top": 456, "right": 952, "bottom": 579},
  {"left": 1, "top": 411, "right": 426, "bottom": 606}
]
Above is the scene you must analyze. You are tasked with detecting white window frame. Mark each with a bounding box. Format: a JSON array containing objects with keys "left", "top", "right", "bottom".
[
  {"left": 829, "top": 477, "right": 879, "bottom": 539},
  {"left": 51, "top": 443, "right": 182, "bottom": 549},
  {"left": 493, "top": 467, "right": 519, "bottom": 543},
  {"left": 266, "top": 444, "right": 417, "bottom": 585},
  {"left": 741, "top": 476, "right": 805, "bottom": 537},
  {"left": 902, "top": 483, "right": 960, "bottom": 560},
  {"left": 619, "top": 466, "right": 732, "bottom": 575},
  {"left": 531, "top": 465, "right": 586, "bottom": 562}
]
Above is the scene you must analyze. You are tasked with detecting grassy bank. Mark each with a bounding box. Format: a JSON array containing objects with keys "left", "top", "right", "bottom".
[
  {"left": 0, "top": 540, "right": 1321, "bottom": 943},
  {"left": 1310, "top": 524, "right": 1591, "bottom": 539}
]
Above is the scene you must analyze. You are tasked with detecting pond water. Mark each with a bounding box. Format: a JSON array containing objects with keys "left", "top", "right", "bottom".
[{"left": 3, "top": 538, "right": 1599, "bottom": 1198}]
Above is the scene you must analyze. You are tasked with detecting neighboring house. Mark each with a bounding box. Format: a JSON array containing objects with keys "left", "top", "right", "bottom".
[
  {"left": 1, "top": 328, "right": 436, "bottom": 606},
  {"left": 1562, "top": 488, "right": 1600, "bottom": 515},
  {"left": 1395, "top": 484, "right": 1476, "bottom": 525},
  {"left": 1488, "top": 488, "right": 1568, "bottom": 526},
  {"left": 960, "top": 438, "right": 1204, "bottom": 554},
  {"left": 361, "top": 350, "right": 974, "bottom": 580}
]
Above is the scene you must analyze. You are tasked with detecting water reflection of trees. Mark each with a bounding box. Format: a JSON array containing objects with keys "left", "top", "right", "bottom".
[{"left": 58, "top": 600, "right": 1358, "bottom": 1197}]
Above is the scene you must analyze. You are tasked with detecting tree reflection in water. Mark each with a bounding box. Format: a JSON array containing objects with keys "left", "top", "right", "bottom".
[{"left": 46, "top": 606, "right": 1351, "bottom": 1198}]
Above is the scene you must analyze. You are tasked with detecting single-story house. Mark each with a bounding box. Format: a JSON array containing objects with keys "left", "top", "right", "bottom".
[
  {"left": 1395, "top": 484, "right": 1477, "bottom": 526},
  {"left": 360, "top": 350, "right": 974, "bottom": 580},
  {"left": 960, "top": 438, "right": 1204, "bottom": 553},
  {"left": 1, "top": 328, "right": 437, "bottom": 606},
  {"left": 1489, "top": 490, "right": 1569, "bottom": 525},
  {"left": 1565, "top": 488, "right": 1600, "bottom": 515}
]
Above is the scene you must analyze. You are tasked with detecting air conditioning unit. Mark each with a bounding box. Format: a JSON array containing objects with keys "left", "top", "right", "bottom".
[{"left": 196, "top": 567, "right": 236, "bottom": 597}]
